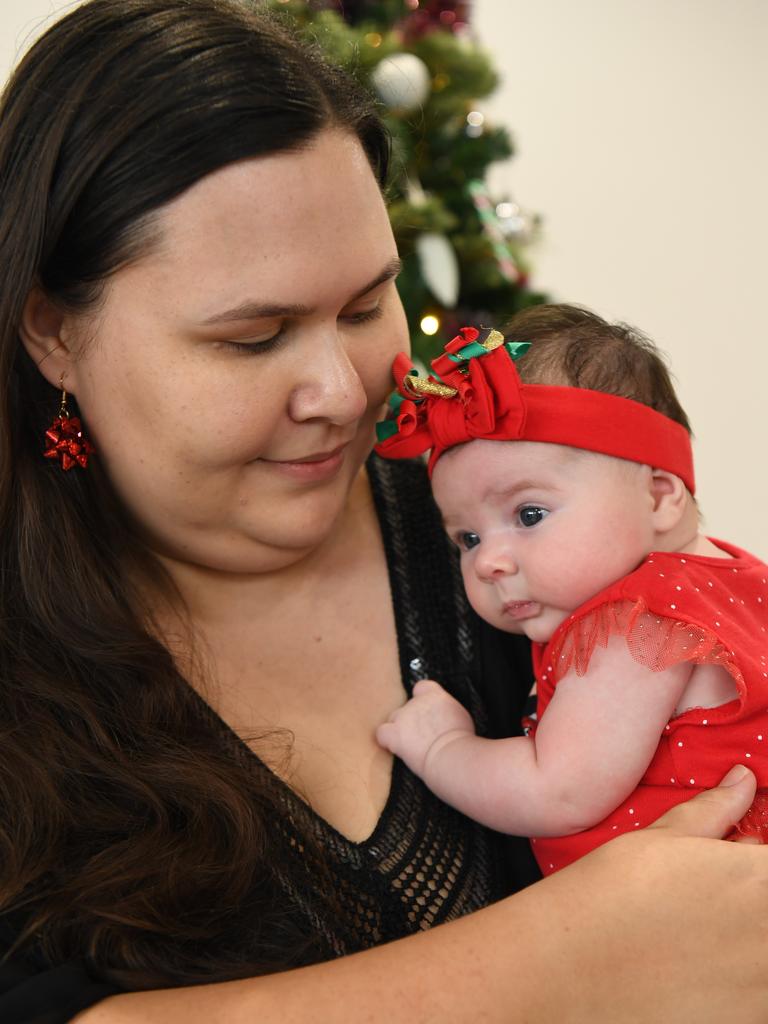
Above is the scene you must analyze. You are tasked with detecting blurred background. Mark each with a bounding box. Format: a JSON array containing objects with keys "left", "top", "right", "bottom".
[{"left": 2, "top": 1, "right": 766, "bottom": 557}]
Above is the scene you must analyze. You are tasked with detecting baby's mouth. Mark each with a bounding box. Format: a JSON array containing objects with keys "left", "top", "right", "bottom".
[{"left": 501, "top": 600, "right": 541, "bottom": 621}]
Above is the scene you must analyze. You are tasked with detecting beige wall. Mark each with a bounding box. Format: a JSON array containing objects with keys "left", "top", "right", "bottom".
[
  {"left": 0, "top": 2, "right": 71, "bottom": 73},
  {"left": 474, "top": 0, "right": 768, "bottom": 559},
  {"left": 4, "top": 1, "right": 767, "bottom": 558}
]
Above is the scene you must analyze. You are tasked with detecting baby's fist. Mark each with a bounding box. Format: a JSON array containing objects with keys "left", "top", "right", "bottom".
[{"left": 376, "top": 679, "right": 475, "bottom": 779}]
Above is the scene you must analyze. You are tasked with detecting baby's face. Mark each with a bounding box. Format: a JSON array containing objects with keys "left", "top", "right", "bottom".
[{"left": 431, "top": 439, "right": 657, "bottom": 643}]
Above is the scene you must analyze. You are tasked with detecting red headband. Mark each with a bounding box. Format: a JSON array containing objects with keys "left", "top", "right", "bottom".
[{"left": 374, "top": 326, "right": 695, "bottom": 494}]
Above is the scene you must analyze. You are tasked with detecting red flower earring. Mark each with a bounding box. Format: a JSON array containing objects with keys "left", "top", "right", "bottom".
[{"left": 43, "top": 377, "right": 95, "bottom": 471}]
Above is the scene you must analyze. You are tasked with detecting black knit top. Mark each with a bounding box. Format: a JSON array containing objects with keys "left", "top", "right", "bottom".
[{"left": 0, "top": 455, "right": 539, "bottom": 1023}]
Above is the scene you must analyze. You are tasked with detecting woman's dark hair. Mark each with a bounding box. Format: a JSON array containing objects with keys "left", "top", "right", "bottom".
[
  {"left": 505, "top": 303, "right": 692, "bottom": 433},
  {"left": 0, "top": 0, "right": 389, "bottom": 987}
]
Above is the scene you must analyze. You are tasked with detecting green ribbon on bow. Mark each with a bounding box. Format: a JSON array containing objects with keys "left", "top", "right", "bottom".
[{"left": 505, "top": 340, "right": 532, "bottom": 361}]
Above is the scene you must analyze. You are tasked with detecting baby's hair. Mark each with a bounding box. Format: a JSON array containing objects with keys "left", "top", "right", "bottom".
[{"left": 505, "top": 304, "right": 692, "bottom": 435}]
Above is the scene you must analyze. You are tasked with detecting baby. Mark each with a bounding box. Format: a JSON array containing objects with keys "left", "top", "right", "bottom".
[{"left": 374, "top": 304, "right": 768, "bottom": 874}]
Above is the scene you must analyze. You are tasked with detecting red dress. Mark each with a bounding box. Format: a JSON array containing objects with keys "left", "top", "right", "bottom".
[{"left": 530, "top": 539, "right": 768, "bottom": 875}]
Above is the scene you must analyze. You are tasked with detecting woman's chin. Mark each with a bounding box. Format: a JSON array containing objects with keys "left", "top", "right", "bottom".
[{"left": 174, "top": 487, "right": 358, "bottom": 574}]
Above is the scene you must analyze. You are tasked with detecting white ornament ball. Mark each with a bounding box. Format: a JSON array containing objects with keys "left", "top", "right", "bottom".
[
  {"left": 371, "top": 53, "right": 431, "bottom": 113},
  {"left": 416, "top": 232, "right": 460, "bottom": 308}
]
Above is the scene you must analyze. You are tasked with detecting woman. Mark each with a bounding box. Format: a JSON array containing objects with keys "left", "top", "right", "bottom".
[{"left": 0, "top": 2, "right": 767, "bottom": 1022}]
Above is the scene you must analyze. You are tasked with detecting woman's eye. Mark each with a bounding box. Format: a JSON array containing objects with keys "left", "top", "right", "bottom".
[
  {"left": 218, "top": 328, "right": 286, "bottom": 355},
  {"left": 340, "top": 303, "right": 384, "bottom": 325},
  {"left": 457, "top": 531, "right": 481, "bottom": 551},
  {"left": 517, "top": 506, "right": 548, "bottom": 528},
  {"left": 216, "top": 303, "right": 383, "bottom": 356}
]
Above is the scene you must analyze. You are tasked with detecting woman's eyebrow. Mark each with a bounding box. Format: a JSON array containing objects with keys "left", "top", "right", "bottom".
[{"left": 199, "top": 257, "right": 402, "bottom": 325}]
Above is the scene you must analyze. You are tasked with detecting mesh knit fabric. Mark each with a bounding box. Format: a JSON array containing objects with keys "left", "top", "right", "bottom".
[{"left": 197, "top": 454, "right": 515, "bottom": 959}]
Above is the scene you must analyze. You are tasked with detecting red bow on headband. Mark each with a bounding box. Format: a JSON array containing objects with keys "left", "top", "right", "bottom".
[{"left": 375, "top": 326, "right": 695, "bottom": 493}]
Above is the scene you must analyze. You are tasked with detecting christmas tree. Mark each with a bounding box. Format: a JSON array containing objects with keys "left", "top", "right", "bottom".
[{"left": 265, "top": 0, "right": 545, "bottom": 363}]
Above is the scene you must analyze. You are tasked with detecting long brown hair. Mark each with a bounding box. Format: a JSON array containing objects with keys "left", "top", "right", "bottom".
[{"left": 0, "top": 0, "right": 389, "bottom": 987}]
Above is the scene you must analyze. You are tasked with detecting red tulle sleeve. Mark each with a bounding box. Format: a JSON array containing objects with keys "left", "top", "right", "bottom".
[{"left": 548, "top": 598, "right": 742, "bottom": 687}]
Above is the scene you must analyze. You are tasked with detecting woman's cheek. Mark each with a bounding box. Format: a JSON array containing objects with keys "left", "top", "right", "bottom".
[
  {"left": 364, "top": 328, "right": 407, "bottom": 406},
  {"left": 174, "top": 373, "right": 288, "bottom": 462}
]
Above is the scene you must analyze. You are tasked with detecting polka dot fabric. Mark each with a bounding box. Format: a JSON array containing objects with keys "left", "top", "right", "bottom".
[{"left": 530, "top": 539, "right": 768, "bottom": 875}]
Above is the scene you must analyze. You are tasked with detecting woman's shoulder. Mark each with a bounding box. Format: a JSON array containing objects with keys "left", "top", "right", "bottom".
[
  {"left": 366, "top": 453, "right": 453, "bottom": 605},
  {"left": 367, "top": 453, "right": 436, "bottom": 524}
]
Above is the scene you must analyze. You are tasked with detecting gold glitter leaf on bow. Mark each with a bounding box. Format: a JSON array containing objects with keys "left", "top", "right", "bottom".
[
  {"left": 479, "top": 329, "right": 505, "bottom": 352},
  {"left": 402, "top": 375, "right": 458, "bottom": 399}
]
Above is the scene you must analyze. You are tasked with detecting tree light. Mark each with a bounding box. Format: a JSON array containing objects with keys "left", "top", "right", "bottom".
[
  {"left": 420, "top": 315, "right": 440, "bottom": 336},
  {"left": 496, "top": 201, "right": 519, "bottom": 219}
]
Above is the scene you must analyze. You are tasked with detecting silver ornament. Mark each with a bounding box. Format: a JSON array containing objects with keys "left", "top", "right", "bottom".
[
  {"left": 415, "top": 232, "right": 460, "bottom": 308},
  {"left": 371, "top": 53, "right": 431, "bottom": 113}
]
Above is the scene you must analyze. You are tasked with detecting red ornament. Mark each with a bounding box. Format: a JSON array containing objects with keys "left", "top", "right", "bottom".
[
  {"left": 399, "top": 0, "right": 471, "bottom": 39},
  {"left": 43, "top": 384, "right": 96, "bottom": 470}
]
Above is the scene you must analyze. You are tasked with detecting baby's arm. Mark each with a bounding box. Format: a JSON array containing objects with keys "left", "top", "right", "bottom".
[{"left": 377, "top": 634, "right": 693, "bottom": 836}]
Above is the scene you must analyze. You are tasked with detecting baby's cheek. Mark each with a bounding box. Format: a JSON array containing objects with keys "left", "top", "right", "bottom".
[
  {"left": 463, "top": 575, "right": 498, "bottom": 624},
  {"left": 543, "top": 552, "right": 605, "bottom": 610}
]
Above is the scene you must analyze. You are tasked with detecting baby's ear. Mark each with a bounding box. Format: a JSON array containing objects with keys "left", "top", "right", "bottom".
[
  {"left": 648, "top": 468, "right": 688, "bottom": 533},
  {"left": 19, "top": 286, "right": 78, "bottom": 390}
]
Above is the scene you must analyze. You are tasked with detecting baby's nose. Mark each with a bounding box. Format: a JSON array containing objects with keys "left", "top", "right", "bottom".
[{"left": 475, "top": 543, "right": 519, "bottom": 582}]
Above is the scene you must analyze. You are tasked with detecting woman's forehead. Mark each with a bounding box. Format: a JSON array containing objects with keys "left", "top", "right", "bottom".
[
  {"left": 109, "top": 132, "right": 395, "bottom": 314},
  {"left": 159, "top": 133, "right": 386, "bottom": 250}
]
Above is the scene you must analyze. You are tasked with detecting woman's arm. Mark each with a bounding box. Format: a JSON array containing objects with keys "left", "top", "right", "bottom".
[
  {"left": 378, "top": 635, "right": 690, "bottom": 835},
  {"left": 75, "top": 769, "right": 768, "bottom": 1024}
]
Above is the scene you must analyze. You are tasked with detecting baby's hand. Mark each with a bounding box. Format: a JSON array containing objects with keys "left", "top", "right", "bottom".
[{"left": 376, "top": 679, "right": 476, "bottom": 778}]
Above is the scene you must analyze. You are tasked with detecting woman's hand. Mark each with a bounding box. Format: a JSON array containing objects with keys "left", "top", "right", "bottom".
[
  {"left": 76, "top": 766, "right": 768, "bottom": 1023},
  {"left": 510, "top": 764, "right": 768, "bottom": 1022}
]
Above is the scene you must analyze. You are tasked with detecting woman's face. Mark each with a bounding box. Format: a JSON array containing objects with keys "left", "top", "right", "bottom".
[{"left": 65, "top": 131, "right": 407, "bottom": 572}]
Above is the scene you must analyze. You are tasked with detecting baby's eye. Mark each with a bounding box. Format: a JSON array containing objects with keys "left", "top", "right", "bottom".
[
  {"left": 517, "top": 506, "right": 548, "bottom": 528},
  {"left": 457, "top": 531, "right": 481, "bottom": 551}
]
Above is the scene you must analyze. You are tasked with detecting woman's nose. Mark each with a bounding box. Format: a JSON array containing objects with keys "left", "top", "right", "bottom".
[
  {"left": 475, "top": 541, "right": 519, "bottom": 583},
  {"left": 288, "top": 330, "right": 368, "bottom": 426}
]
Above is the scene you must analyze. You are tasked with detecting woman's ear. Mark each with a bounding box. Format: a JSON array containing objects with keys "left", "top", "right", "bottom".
[
  {"left": 649, "top": 468, "right": 689, "bottom": 534},
  {"left": 19, "top": 287, "right": 78, "bottom": 390}
]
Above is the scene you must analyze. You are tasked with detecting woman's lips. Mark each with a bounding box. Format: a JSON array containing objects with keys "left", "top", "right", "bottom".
[
  {"left": 259, "top": 444, "right": 349, "bottom": 481},
  {"left": 502, "top": 600, "right": 541, "bottom": 621}
]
